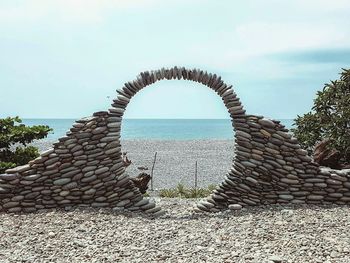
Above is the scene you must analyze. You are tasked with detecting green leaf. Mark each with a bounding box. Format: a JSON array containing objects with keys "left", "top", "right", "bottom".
[{"left": 0, "top": 116, "right": 51, "bottom": 171}]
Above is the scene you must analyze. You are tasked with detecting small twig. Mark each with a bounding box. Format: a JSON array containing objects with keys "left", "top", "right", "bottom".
[
  {"left": 150, "top": 152, "right": 157, "bottom": 191},
  {"left": 122, "top": 152, "right": 132, "bottom": 168}
]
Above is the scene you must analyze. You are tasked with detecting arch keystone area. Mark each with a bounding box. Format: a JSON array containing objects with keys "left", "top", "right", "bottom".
[{"left": 1, "top": 66, "right": 350, "bottom": 215}]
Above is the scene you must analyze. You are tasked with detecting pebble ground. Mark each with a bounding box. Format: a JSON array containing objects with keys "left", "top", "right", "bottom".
[
  {"left": 1, "top": 198, "right": 350, "bottom": 263},
  {"left": 10, "top": 140, "right": 349, "bottom": 262}
]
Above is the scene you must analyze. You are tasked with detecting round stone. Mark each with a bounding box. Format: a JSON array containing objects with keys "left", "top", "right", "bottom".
[
  {"left": 59, "top": 191, "right": 70, "bottom": 197},
  {"left": 115, "top": 199, "right": 130, "bottom": 207},
  {"left": 281, "top": 178, "right": 299, "bottom": 184},
  {"left": 3, "top": 201, "right": 20, "bottom": 208},
  {"left": 23, "top": 174, "right": 41, "bottom": 181},
  {"left": 258, "top": 118, "right": 275, "bottom": 128},
  {"left": 279, "top": 194, "right": 294, "bottom": 200},
  {"left": 228, "top": 204, "right": 242, "bottom": 210},
  {"left": 307, "top": 195, "right": 324, "bottom": 201},
  {"left": 53, "top": 178, "right": 71, "bottom": 186}
]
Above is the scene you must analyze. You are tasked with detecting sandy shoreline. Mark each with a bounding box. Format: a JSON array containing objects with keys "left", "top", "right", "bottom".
[{"left": 31, "top": 139, "right": 234, "bottom": 189}]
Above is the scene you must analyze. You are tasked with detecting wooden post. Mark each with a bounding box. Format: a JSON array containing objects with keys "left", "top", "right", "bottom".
[
  {"left": 150, "top": 152, "right": 157, "bottom": 191},
  {"left": 195, "top": 160, "right": 198, "bottom": 190}
]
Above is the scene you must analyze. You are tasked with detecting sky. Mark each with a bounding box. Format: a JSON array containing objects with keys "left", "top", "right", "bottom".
[{"left": 0, "top": 0, "right": 349, "bottom": 120}]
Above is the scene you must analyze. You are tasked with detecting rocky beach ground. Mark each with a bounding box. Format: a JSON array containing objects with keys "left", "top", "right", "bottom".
[
  {"left": 1, "top": 198, "right": 350, "bottom": 263},
  {"left": 2, "top": 139, "right": 349, "bottom": 262}
]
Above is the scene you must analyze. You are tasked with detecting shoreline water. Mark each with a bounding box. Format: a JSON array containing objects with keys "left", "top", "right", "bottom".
[{"left": 22, "top": 118, "right": 295, "bottom": 141}]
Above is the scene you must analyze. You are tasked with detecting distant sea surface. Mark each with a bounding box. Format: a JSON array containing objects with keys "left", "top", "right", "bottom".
[{"left": 22, "top": 119, "right": 295, "bottom": 141}]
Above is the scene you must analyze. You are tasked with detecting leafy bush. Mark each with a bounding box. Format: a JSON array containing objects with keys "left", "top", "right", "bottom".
[
  {"left": 0, "top": 117, "right": 52, "bottom": 173},
  {"left": 159, "top": 183, "right": 216, "bottom": 198},
  {"left": 292, "top": 68, "right": 350, "bottom": 164}
]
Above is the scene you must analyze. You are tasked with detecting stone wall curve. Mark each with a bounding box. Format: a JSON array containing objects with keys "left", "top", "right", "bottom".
[{"left": 1, "top": 66, "right": 350, "bottom": 215}]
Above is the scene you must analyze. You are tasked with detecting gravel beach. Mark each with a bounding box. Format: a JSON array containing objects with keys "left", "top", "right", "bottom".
[
  {"left": 4, "top": 139, "right": 348, "bottom": 262},
  {"left": 1, "top": 198, "right": 350, "bottom": 263},
  {"left": 32, "top": 139, "right": 235, "bottom": 189}
]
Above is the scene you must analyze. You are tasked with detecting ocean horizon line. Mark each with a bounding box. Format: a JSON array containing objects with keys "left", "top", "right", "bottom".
[
  {"left": 19, "top": 118, "right": 295, "bottom": 141},
  {"left": 21, "top": 117, "right": 295, "bottom": 120}
]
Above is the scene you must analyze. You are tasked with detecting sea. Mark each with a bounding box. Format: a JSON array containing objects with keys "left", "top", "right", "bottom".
[{"left": 22, "top": 119, "right": 295, "bottom": 141}]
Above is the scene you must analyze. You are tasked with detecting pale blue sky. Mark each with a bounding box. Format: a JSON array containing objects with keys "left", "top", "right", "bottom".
[{"left": 0, "top": 0, "right": 349, "bottom": 119}]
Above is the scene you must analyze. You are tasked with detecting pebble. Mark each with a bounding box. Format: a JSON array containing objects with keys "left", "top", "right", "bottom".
[
  {"left": 229, "top": 204, "right": 242, "bottom": 210},
  {"left": 269, "top": 255, "right": 284, "bottom": 262},
  {"left": 279, "top": 194, "right": 294, "bottom": 200},
  {"left": 53, "top": 178, "right": 71, "bottom": 186}
]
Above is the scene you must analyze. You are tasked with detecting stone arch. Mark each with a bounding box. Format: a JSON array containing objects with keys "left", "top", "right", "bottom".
[
  {"left": 1, "top": 66, "right": 350, "bottom": 215},
  {"left": 111, "top": 67, "right": 246, "bottom": 123}
]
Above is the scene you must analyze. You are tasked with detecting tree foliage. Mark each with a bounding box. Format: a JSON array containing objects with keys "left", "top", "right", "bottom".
[
  {"left": 0, "top": 117, "right": 52, "bottom": 173},
  {"left": 292, "top": 68, "right": 350, "bottom": 164}
]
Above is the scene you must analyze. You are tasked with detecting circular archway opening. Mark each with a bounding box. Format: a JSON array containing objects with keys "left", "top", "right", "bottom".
[{"left": 119, "top": 79, "right": 235, "bottom": 197}]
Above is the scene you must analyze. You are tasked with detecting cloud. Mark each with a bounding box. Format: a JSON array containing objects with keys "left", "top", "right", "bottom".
[
  {"left": 267, "top": 48, "right": 350, "bottom": 64},
  {"left": 185, "top": 18, "right": 350, "bottom": 76},
  {"left": 181, "top": 0, "right": 350, "bottom": 71}
]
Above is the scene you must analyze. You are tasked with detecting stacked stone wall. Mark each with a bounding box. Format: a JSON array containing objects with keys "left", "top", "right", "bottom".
[{"left": 1, "top": 66, "right": 350, "bottom": 214}]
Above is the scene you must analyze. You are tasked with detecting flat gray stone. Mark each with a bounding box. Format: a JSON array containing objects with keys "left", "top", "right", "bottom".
[
  {"left": 279, "top": 194, "right": 294, "bottom": 200},
  {"left": 144, "top": 206, "right": 161, "bottom": 214},
  {"left": 141, "top": 202, "right": 156, "bottom": 210},
  {"left": 95, "top": 167, "right": 109, "bottom": 175},
  {"left": 229, "top": 204, "right": 242, "bottom": 210},
  {"left": 258, "top": 118, "right": 275, "bottom": 128},
  {"left": 134, "top": 199, "right": 149, "bottom": 207},
  {"left": 3, "top": 201, "right": 20, "bottom": 208},
  {"left": 281, "top": 178, "right": 299, "bottom": 184},
  {"left": 53, "top": 178, "right": 71, "bottom": 186},
  {"left": 308, "top": 195, "right": 324, "bottom": 201},
  {"left": 116, "top": 199, "right": 130, "bottom": 207}
]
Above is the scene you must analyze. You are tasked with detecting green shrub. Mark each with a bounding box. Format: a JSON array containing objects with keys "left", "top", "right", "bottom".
[
  {"left": 0, "top": 117, "right": 52, "bottom": 173},
  {"left": 159, "top": 183, "right": 216, "bottom": 198},
  {"left": 159, "top": 188, "right": 179, "bottom": 198},
  {"left": 292, "top": 68, "right": 350, "bottom": 163}
]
